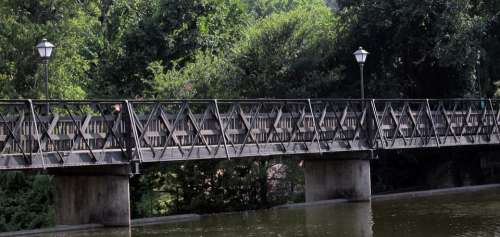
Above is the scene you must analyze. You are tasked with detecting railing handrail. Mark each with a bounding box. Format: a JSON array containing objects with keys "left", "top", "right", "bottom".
[{"left": 0, "top": 98, "right": 496, "bottom": 103}]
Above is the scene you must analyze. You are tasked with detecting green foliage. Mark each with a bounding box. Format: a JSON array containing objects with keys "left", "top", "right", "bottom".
[
  {"left": 0, "top": 0, "right": 95, "bottom": 99},
  {"left": 338, "top": 0, "right": 491, "bottom": 98},
  {"left": 228, "top": 3, "right": 341, "bottom": 98},
  {"left": 146, "top": 51, "right": 239, "bottom": 99},
  {"left": 131, "top": 158, "right": 302, "bottom": 217},
  {"left": 147, "top": 60, "right": 196, "bottom": 99},
  {"left": 90, "top": 0, "right": 250, "bottom": 98},
  {"left": 0, "top": 172, "right": 54, "bottom": 232},
  {"left": 244, "top": 0, "right": 325, "bottom": 18},
  {"left": 481, "top": 3, "right": 500, "bottom": 96},
  {"left": 161, "top": 2, "right": 342, "bottom": 99}
]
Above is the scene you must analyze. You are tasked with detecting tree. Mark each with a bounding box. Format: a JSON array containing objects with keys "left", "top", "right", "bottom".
[
  {"left": 90, "top": 0, "right": 249, "bottom": 99},
  {"left": 0, "top": 172, "right": 54, "bottom": 232},
  {"left": 161, "top": 2, "right": 343, "bottom": 99},
  {"left": 338, "top": 0, "right": 490, "bottom": 98},
  {"left": 480, "top": 1, "right": 500, "bottom": 96},
  {"left": 227, "top": 2, "right": 342, "bottom": 98},
  {"left": 0, "top": 0, "right": 98, "bottom": 100}
]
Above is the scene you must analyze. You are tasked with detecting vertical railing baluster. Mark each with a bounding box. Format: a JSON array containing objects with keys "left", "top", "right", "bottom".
[
  {"left": 366, "top": 99, "right": 373, "bottom": 149},
  {"left": 28, "top": 101, "right": 32, "bottom": 163},
  {"left": 370, "top": 99, "right": 384, "bottom": 149},
  {"left": 214, "top": 99, "right": 230, "bottom": 159},
  {"left": 307, "top": 99, "right": 322, "bottom": 154},
  {"left": 28, "top": 99, "right": 45, "bottom": 169},
  {"left": 488, "top": 99, "right": 500, "bottom": 142},
  {"left": 124, "top": 100, "right": 143, "bottom": 163},
  {"left": 425, "top": 99, "right": 441, "bottom": 147}
]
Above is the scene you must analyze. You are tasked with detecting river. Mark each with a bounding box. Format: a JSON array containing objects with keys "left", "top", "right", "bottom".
[{"left": 36, "top": 188, "right": 500, "bottom": 237}]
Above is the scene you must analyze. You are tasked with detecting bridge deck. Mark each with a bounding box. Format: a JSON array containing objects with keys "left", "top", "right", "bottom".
[{"left": 0, "top": 99, "right": 498, "bottom": 170}]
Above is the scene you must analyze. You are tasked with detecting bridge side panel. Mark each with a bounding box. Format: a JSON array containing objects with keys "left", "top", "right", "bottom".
[
  {"left": 52, "top": 166, "right": 130, "bottom": 226},
  {"left": 304, "top": 154, "right": 371, "bottom": 202}
]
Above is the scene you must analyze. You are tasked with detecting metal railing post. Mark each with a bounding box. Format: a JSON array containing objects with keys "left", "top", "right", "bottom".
[
  {"left": 214, "top": 99, "right": 230, "bottom": 159},
  {"left": 307, "top": 99, "right": 322, "bottom": 154},
  {"left": 28, "top": 99, "right": 45, "bottom": 169},
  {"left": 366, "top": 99, "right": 373, "bottom": 149}
]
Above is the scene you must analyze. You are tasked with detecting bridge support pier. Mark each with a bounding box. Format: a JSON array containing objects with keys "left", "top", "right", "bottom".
[
  {"left": 304, "top": 153, "right": 371, "bottom": 202},
  {"left": 51, "top": 165, "right": 130, "bottom": 227}
]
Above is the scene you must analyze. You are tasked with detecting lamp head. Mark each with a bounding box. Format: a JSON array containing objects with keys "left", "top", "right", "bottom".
[
  {"left": 36, "top": 39, "right": 55, "bottom": 59},
  {"left": 353, "top": 46, "right": 369, "bottom": 64}
]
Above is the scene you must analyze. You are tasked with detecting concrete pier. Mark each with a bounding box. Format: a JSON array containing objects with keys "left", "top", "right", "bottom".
[
  {"left": 304, "top": 154, "right": 371, "bottom": 202},
  {"left": 51, "top": 165, "right": 131, "bottom": 226}
]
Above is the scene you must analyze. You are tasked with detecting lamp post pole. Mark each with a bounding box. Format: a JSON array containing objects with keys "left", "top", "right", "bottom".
[
  {"left": 359, "top": 62, "right": 365, "bottom": 99},
  {"left": 44, "top": 59, "right": 49, "bottom": 113},
  {"left": 353, "top": 46, "right": 369, "bottom": 99},
  {"left": 353, "top": 46, "right": 370, "bottom": 143},
  {"left": 36, "top": 38, "right": 55, "bottom": 115}
]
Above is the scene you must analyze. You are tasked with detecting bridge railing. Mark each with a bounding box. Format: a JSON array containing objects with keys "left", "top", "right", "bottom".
[
  {"left": 126, "top": 99, "right": 361, "bottom": 162},
  {"left": 372, "top": 99, "right": 500, "bottom": 149},
  {"left": 0, "top": 99, "right": 498, "bottom": 169},
  {"left": 0, "top": 100, "right": 129, "bottom": 169}
]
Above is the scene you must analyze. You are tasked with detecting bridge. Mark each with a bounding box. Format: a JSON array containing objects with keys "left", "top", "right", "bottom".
[{"left": 0, "top": 98, "right": 498, "bottom": 226}]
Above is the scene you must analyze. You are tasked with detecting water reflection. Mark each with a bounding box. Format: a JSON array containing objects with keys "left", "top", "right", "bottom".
[
  {"left": 133, "top": 202, "right": 374, "bottom": 237},
  {"left": 34, "top": 189, "right": 500, "bottom": 237},
  {"left": 40, "top": 227, "right": 131, "bottom": 237},
  {"left": 43, "top": 203, "right": 373, "bottom": 237},
  {"left": 305, "top": 202, "right": 373, "bottom": 237},
  {"left": 372, "top": 191, "right": 500, "bottom": 237}
]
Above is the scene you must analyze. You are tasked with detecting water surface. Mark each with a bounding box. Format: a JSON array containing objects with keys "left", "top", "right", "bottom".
[{"left": 38, "top": 188, "right": 500, "bottom": 237}]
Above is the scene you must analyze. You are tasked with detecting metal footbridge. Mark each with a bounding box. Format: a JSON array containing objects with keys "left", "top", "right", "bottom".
[{"left": 0, "top": 99, "right": 497, "bottom": 170}]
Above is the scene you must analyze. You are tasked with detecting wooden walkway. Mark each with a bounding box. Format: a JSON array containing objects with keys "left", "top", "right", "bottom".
[{"left": 0, "top": 99, "right": 498, "bottom": 170}]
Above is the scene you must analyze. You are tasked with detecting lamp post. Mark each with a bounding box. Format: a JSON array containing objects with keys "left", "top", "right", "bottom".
[
  {"left": 36, "top": 39, "right": 55, "bottom": 114},
  {"left": 353, "top": 47, "right": 369, "bottom": 99}
]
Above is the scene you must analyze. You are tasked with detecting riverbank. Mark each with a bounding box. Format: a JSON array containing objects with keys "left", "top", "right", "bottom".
[{"left": 3, "top": 183, "right": 500, "bottom": 237}]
